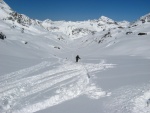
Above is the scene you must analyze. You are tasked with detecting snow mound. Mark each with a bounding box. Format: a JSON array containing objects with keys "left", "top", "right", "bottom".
[
  {"left": 133, "top": 91, "right": 150, "bottom": 113},
  {"left": 104, "top": 83, "right": 150, "bottom": 113}
]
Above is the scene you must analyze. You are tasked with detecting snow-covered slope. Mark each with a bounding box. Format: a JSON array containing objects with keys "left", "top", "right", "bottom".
[
  {"left": 0, "top": 0, "right": 12, "bottom": 18},
  {"left": 41, "top": 16, "right": 129, "bottom": 39},
  {"left": 0, "top": 0, "right": 129, "bottom": 39},
  {"left": 0, "top": 0, "right": 150, "bottom": 113}
]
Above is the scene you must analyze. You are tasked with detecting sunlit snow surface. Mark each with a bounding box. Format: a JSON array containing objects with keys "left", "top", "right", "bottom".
[
  {"left": 0, "top": 1, "right": 150, "bottom": 113},
  {"left": 0, "top": 59, "right": 114, "bottom": 113},
  {"left": 104, "top": 84, "right": 150, "bottom": 113}
]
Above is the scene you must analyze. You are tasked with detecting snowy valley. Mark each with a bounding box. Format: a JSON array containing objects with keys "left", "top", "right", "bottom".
[{"left": 0, "top": 0, "right": 150, "bottom": 113}]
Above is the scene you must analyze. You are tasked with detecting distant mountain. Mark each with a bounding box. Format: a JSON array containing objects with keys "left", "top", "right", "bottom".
[
  {"left": 0, "top": 0, "right": 150, "bottom": 58},
  {"left": 0, "top": 0, "right": 130, "bottom": 39},
  {"left": 0, "top": 1, "right": 150, "bottom": 113},
  {"left": 41, "top": 16, "right": 130, "bottom": 39}
]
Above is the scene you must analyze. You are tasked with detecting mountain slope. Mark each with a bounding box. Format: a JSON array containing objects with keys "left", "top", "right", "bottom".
[
  {"left": 0, "top": 0, "right": 130, "bottom": 39},
  {"left": 0, "top": 1, "right": 150, "bottom": 113}
]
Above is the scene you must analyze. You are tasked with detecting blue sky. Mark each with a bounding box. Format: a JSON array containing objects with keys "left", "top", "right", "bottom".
[{"left": 4, "top": 0, "right": 150, "bottom": 22}]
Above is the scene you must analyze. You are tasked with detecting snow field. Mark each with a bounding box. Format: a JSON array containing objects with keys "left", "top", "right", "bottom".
[
  {"left": 0, "top": 58, "right": 114, "bottom": 113},
  {"left": 104, "top": 83, "right": 150, "bottom": 113},
  {"left": 0, "top": 1, "right": 150, "bottom": 113}
]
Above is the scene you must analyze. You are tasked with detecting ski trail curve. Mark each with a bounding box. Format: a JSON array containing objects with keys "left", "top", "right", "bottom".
[{"left": 0, "top": 60, "right": 115, "bottom": 113}]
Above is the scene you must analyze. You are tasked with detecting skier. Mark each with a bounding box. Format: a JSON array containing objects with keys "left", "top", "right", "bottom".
[
  {"left": 76, "top": 55, "right": 81, "bottom": 62},
  {"left": 147, "top": 98, "right": 150, "bottom": 107}
]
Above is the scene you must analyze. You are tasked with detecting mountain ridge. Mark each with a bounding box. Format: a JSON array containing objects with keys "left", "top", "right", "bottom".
[
  {"left": 0, "top": 1, "right": 150, "bottom": 113},
  {"left": 1, "top": 0, "right": 150, "bottom": 39},
  {"left": 0, "top": 0, "right": 131, "bottom": 39}
]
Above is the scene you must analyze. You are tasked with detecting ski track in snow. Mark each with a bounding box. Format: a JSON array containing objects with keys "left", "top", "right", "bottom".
[
  {"left": 104, "top": 83, "right": 150, "bottom": 113},
  {"left": 0, "top": 59, "right": 115, "bottom": 113}
]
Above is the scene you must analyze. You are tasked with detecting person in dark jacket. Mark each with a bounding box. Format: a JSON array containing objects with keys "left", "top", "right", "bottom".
[
  {"left": 76, "top": 55, "right": 81, "bottom": 62},
  {"left": 147, "top": 98, "right": 150, "bottom": 107}
]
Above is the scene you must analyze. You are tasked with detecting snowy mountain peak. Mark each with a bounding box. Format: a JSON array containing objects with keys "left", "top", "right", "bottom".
[
  {"left": 130, "top": 13, "right": 150, "bottom": 27},
  {"left": 99, "top": 16, "right": 111, "bottom": 20},
  {"left": 140, "top": 13, "right": 150, "bottom": 23},
  {"left": 99, "top": 16, "right": 114, "bottom": 22},
  {"left": 0, "top": 0, "right": 11, "bottom": 10},
  {"left": 0, "top": 0, "right": 4, "bottom": 4},
  {"left": 43, "top": 19, "right": 53, "bottom": 23}
]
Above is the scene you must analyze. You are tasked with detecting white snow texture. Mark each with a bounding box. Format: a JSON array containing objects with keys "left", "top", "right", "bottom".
[{"left": 0, "top": 1, "right": 150, "bottom": 113}]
